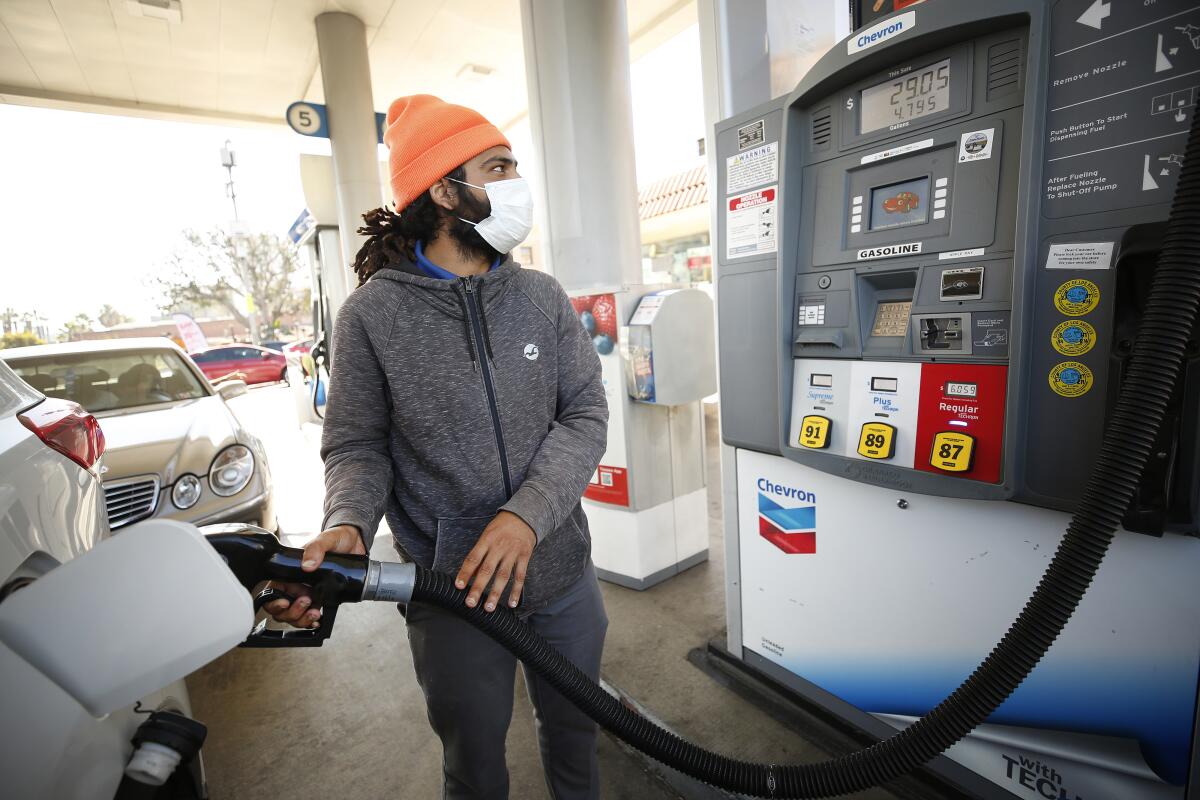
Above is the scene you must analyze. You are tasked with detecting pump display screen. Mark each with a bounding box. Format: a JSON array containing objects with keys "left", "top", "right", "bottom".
[
  {"left": 869, "top": 178, "right": 930, "bottom": 231},
  {"left": 860, "top": 59, "right": 951, "bottom": 134}
]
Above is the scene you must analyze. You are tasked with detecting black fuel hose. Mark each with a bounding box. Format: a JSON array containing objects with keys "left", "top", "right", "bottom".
[{"left": 403, "top": 114, "right": 1200, "bottom": 798}]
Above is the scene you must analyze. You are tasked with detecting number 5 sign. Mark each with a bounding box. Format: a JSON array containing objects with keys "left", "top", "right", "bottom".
[
  {"left": 286, "top": 101, "right": 329, "bottom": 138},
  {"left": 286, "top": 102, "right": 388, "bottom": 145}
]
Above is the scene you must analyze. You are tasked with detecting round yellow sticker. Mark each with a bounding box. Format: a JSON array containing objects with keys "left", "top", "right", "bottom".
[
  {"left": 1053, "top": 279, "right": 1100, "bottom": 317},
  {"left": 1051, "top": 320, "right": 1097, "bottom": 356},
  {"left": 1049, "top": 361, "right": 1094, "bottom": 397}
]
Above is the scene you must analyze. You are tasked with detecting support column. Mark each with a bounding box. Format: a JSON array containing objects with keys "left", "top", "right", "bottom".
[
  {"left": 519, "top": 0, "right": 641, "bottom": 291},
  {"left": 315, "top": 12, "right": 382, "bottom": 319},
  {"left": 697, "top": 0, "right": 771, "bottom": 654}
]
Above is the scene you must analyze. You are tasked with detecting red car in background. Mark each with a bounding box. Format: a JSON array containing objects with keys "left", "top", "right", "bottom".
[{"left": 190, "top": 345, "right": 287, "bottom": 386}]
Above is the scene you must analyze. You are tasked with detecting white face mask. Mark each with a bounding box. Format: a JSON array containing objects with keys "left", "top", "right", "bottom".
[{"left": 450, "top": 176, "right": 534, "bottom": 254}]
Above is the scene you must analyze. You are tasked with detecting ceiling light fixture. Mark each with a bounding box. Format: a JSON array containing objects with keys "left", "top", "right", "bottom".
[
  {"left": 126, "top": 0, "right": 183, "bottom": 24},
  {"left": 456, "top": 64, "right": 496, "bottom": 82}
]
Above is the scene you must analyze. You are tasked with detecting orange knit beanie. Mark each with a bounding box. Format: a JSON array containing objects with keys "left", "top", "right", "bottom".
[{"left": 384, "top": 94, "right": 511, "bottom": 212}]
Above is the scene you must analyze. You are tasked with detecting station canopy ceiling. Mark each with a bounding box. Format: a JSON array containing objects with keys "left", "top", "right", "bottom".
[{"left": 0, "top": 0, "right": 693, "bottom": 132}]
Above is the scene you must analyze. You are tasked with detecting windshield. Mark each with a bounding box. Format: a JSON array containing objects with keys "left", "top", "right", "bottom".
[{"left": 5, "top": 349, "right": 209, "bottom": 413}]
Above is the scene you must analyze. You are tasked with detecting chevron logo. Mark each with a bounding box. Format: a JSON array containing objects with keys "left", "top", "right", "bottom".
[{"left": 758, "top": 492, "right": 817, "bottom": 554}]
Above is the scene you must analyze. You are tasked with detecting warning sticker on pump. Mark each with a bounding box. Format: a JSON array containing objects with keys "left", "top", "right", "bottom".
[
  {"left": 959, "top": 128, "right": 995, "bottom": 163},
  {"left": 727, "top": 186, "right": 778, "bottom": 259},
  {"left": 1053, "top": 279, "right": 1100, "bottom": 316},
  {"left": 727, "top": 142, "right": 779, "bottom": 195},
  {"left": 1051, "top": 320, "right": 1097, "bottom": 356}
]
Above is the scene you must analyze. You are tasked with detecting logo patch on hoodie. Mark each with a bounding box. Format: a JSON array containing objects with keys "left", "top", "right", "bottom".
[{"left": 524, "top": 344, "right": 540, "bottom": 361}]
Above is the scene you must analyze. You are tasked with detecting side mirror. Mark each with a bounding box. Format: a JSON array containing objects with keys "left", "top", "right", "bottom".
[
  {"left": 218, "top": 380, "right": 248, "bottom": 401},
  {"left": 0, "top": 520, "right": 252, "bottom": 716},
  {"left": 261, "top": 351, "right": 274, "bottom": 359}
]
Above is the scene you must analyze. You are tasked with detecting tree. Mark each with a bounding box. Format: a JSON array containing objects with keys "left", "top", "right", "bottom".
[
  {"left": 59, "top": 313, "right": 93, "bottom": 342},
  {"left": 98, "top": 304, "right": 131, "bottom": 328},
  {"left": 1, "top": 331, "right": 44, "bottom": 349},
  {"left": 152, "top": 228, "right": 304, "bottom": 343}
]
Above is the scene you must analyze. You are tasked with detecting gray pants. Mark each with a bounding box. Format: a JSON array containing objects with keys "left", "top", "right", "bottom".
[{"left": 403, "top": 561, "right": 608, "bottom": 800}]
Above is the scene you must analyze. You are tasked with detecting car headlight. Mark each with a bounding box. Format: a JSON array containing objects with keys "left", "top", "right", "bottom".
[
  {"left": 209, "top": 444, "right": 254, "bottom": 497},
  {"left": 172, "top": 474, "right": 202, "bottom": 509}
]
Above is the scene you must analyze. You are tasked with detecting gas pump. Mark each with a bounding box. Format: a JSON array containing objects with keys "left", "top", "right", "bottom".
[
  {"left": 287, "top": 154, "right": 360, "bottom": 427},
  {"left": 714, "top": 1, "right": 1200, "bottom": 797}
]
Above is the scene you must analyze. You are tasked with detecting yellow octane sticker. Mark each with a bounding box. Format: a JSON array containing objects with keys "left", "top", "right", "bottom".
[
  {"left": 798, "top": 415, "right": 831, "bottom": 449},
  {"left": 1053, "top": 279, "right": 1100, "bottom": 317},
  {"left": 1049, "top": 361, "right": 1094, "bottom": 397},
  {"left": 1051, "top": 320, "right": 1097, "bottom": 356}
]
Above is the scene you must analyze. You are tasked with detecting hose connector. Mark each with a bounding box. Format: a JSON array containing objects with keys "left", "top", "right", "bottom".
[{"left": 362, "top": 560, "right": 417, "bottom": 603}]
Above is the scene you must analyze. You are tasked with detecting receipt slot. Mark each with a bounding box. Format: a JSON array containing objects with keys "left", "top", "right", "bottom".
[{"left": 714, "top": 1, "right": 1200, "bottom": 798}]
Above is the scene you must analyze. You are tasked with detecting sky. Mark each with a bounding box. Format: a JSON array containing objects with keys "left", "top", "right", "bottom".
[{"left": 0, "top": 23, "right": 706, "bottom": 334}]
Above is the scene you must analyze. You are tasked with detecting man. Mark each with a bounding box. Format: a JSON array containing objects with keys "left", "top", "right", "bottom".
[{"left": 265, "top": 94, "right": 610, "bottom": 800}]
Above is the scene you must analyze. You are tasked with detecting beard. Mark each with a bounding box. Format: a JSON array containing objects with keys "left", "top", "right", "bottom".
[{"left": 447, "top": 187, "right": 502, "bottom": 264}]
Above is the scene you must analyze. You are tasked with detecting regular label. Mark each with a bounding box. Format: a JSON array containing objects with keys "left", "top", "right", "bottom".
[
  {"left": 959, "top": 128, "right": 995, "bottom": 162},
  {"left": 1053, "top": 279, "right": 1100, "bottom": 316},
  {"left": 1049, "top": 361, "right": 1094, "bottom": 398},
  {"left": 727, "top": 143, "right": 779, "bottom": 194},
  {"left": 726, "top": 186, "right": 778, "bottom": 259},
  {"left": 1046, "top": 242, "right": 1113, "bottom": 270},
  {"left": 1051, "top": 320, "right": 1097, "bottom": 356}
]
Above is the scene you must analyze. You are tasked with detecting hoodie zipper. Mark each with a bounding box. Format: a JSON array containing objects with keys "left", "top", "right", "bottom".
[{"left": 461, "top": 277, "right": 514, "bottom": 498}]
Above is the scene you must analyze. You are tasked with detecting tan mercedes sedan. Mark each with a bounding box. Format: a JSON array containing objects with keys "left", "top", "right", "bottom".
[{"left": 0, "top": 338, "right": 275, "bottom": 532}]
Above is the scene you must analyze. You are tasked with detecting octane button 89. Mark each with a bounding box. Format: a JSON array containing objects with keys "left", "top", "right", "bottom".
[{"left": 857, "top": 422, "right": 897, "bottom": 460}]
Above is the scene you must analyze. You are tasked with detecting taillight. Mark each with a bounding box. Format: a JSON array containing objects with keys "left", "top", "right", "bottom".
[{"left": 17, "top": 398, "right": 106, "bottom": 470}]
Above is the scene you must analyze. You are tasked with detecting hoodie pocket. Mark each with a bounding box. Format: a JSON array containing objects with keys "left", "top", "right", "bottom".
[
  {"left": 433, "top": 516, "right": 493, "bottom": 578},
  {"left": 434, "top": 512, "right": 590, "bottom": 612}
]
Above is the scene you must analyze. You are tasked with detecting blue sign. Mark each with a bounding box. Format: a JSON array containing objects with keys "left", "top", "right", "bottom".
[
  {"left": 286, "top": 101, "right": 388, "bottom": 144},
  {"left": 286, "top": 101, "right": 329, "bottom": 139},
  {"left": 288, "top": 208, "right": 316, "bottom": 244}
]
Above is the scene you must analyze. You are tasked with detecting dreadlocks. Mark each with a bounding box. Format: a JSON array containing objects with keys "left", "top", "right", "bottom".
[{"left": 351, "top": 165, "right": 466, "bottom": 286}]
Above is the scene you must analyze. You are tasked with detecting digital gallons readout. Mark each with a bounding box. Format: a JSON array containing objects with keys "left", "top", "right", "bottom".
[{"left": 860, "top": 58, "right": 951, "bottom": 134}]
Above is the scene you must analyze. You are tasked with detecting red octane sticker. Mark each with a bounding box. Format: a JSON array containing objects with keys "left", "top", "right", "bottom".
[{"left": 914, "top": 363, "right": 1008, "bottom": 483}]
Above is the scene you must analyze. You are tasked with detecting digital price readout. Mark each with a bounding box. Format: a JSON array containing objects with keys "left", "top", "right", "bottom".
[
  {"left": 945, "top": 381, "right": 978, "bottom": 398},
  {"left": 861, "top": 58, "right": 951, "bottom": 134}
]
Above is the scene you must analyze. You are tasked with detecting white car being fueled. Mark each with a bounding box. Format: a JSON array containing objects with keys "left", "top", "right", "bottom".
[
  {"left": 0, "top": 358, "right": 220, "bottom": 799},
  {"left": 0, "top": 338, "right": 275, "bottom": 532}
]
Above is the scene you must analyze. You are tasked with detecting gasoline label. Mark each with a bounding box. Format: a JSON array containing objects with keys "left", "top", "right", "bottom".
[
  {"left": 1053, "top": 279, "right": 1100, "bottom": 317},
  {"left": 1048, "top": 361, "right": 1094, "bottom": 398},
  {"left": 1051, "top": 320, "right": 1096, "bottom": 356}
]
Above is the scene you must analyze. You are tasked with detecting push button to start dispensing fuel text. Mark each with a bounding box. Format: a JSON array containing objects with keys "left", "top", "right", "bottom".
[
  {"left": 798, "top": 415, "right": 831, "bottom": 449},
  {"left": 857, "top": 422, "right": 897, "bottom": 460},
  {"left": 930, "top": 431, "right": 975, "bottom": 473}
]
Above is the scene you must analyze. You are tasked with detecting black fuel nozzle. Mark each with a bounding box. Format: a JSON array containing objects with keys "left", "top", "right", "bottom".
[{"left": 201, "top": 524, "right": 415, "bottom": 648}]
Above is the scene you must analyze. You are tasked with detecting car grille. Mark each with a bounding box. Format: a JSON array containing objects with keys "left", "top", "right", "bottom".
[{"left": 103, "top": 477, "right": 161, "bottom": 529}]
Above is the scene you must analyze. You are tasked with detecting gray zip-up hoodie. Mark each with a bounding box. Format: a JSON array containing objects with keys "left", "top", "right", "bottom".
[{"left": 319, "top": 256, "right": 608, "bottom": 614}]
